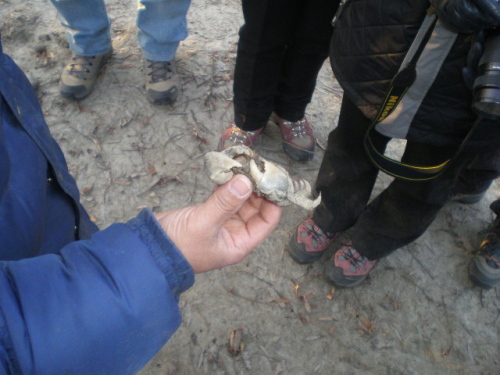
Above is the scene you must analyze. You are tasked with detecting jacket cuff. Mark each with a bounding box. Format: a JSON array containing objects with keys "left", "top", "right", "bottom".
[{"left": 127, "top": 209, "right": 194, "bottom": 296}]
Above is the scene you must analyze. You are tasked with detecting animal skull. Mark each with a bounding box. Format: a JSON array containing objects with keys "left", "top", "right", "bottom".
[{"left": 205, "top": 145, "right": 321, "bottom": 210}]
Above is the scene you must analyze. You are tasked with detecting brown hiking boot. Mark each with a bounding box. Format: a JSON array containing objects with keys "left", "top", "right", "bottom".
[
  {"left": 145, "top": 59, "right": 180, "bottom": 104},
  {"left": 60, "top": 50, "right": 112, "bottom": 100},
  {"left": 218, "top": 122, "right": 264, "bottom": 151},
  {"left": 274, "top": 114, "right": 315, "bottom": 162}
]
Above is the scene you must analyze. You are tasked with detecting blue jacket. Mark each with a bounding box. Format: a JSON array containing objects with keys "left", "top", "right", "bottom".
[{"left": 0, "top": 39, "right": 194, "bottom": 374}]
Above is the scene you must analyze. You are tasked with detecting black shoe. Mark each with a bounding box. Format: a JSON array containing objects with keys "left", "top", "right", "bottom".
[{"left": 469, "top": 204, "right": 500, "bottom": 289}]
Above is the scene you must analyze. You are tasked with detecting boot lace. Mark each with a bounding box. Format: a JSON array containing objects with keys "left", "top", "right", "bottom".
[
  {"left": 284, "top": 118, "right": 308, "bottom": 139},
  {"left": 69, "top": 56, "right": 97, "bottom": 80},
  {"left": 303, "top": 222, "right": 335, "bottom": 248},
  {"left": 227, "top": 127, "right": 255, "bottom": 146},
  {"left": 341, "top": 245, "right": 372, "bottom": 271},
  {"left": 147, "top": 60, "right": 173, "bottom": 83}
]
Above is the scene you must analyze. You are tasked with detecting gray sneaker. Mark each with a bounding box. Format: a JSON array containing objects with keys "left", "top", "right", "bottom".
[
  {"left": 145, "top": 59, "right": 180, "bottom": 104},
  {"left": 60, "top": 50, "right": 112, "bottom": 100}
]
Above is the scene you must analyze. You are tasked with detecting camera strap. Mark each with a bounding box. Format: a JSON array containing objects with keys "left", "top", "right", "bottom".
[{"left": 363, "top": 12, "right": 478, "bottom": 181}]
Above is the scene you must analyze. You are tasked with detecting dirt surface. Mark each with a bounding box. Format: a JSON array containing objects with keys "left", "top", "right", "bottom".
[{"left": 1, "top": 0, "right": 499, "bottom": 374}]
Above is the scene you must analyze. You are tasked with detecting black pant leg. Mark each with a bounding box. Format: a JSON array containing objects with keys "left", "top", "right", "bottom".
[
  {"left": 233, "top": 0, "right": 300, "bottom": 131},
  {"left": 452, "top": 147, "right": 500, "bottom": 196},
  {"left": 313, "top": 95, "right": 389, "bottom": 232},
  {"left": 273, "top": 0, "right": 337, "bottom": 121},
  {"left": 353, "top": 142, "right": 476, "bottom": 260}
]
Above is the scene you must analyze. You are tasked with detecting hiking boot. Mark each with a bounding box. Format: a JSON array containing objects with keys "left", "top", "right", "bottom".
[
  {"left": 324, "top": 242, "right": 377, "bottom": 288},
  {"left": 145, "top": 59, "right": 180, "bottom": 104},
  {"left": 469, "top": 215, "right": 500, "bottom": 289},
  {"left": 274, "top": 114, "right": 315, "bottom": 162},
  {"left": 218, "top": 122, "right": 264, "bottom": 151},
  {"left": 287, "top": 217, "right": 338, "bottom": 264},
  {"left": 59, "top": 50, "right": 112, "bottom": 100}
]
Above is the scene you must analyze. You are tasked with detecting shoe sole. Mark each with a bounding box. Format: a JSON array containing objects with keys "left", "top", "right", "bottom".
[
  {"left": 323, "top": 265, "right": 368, "bottom": 288},
  {"left": 286, "top": 231, "right": 325, "bottom": 264},
  {"left": 271, "top": 115, "right": 315, "bottom": 162},
  {"left": 60, "top": 85, "right": 92, "bottom": 101},
  {"left": 324, "top": 261, "right": 378, "bottom": 288},
  {"left": 146, "top": 89, "right": 178, "bottom": 105},
  {"left": 469, "top": 257, "right": 500, "bottom": 289},
  {"left": 282, "top": 142, "right": 314, "bottom": 162}
]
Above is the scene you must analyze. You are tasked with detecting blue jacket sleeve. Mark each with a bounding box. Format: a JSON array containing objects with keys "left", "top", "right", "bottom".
[{"left": 0, "top": 209, "right": 194, "bottom": 375}]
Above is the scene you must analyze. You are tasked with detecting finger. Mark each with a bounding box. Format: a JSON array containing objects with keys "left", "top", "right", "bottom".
[
  {"left": 242, "top": 200, "right": 282, "bottom": 247},
  {"left": 200, "top": 174, "right": 253, "bottom": 227},
  {"left": 235, "top": 194, "right": 265, "bottom": 222}
]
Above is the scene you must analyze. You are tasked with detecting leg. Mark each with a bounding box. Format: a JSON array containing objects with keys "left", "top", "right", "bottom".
[
  {"left": 287, "top": 95, "right": 388, "bottom": 263},
  {"left": 137, "top": 0, "right": 192, "bottom": 61},
  {"left": 313, "top": 96, "right": 388, "bottom": 233},
  {"left": 273, "top": 0, "right": 336, "bottom": 121},
  {"left": 326, "top": 142, "right": 477, "bottom": 288},
  {"left": 272, "top": 0, "right": 336, "bottom": 161},
  {"left": 51, "top": 0, "right": 112, "bottom": 99},
  {"left": 50, "top": 0, "right": 111, "bottom": 56},
  {"left": 138, "top": 0, "right": 192, "bottom": 104},
  {"left": 353, "top": 143, "right": 476, "bottom": 260},
  {"left": 233, "top": 0, "right": 300, "bottom": 131},
  {"left": 452, "top": 147, "right": 500, "bottom": 203}
]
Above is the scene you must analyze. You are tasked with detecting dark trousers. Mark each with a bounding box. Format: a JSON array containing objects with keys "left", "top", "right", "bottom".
[
  {"left": 313, "top": 95, "right": 485, "bottom": 260},
  {"left": 452, "top": 148, "right": 500, "bottom": 195},
  {"left": 233, "top": 0, "right": 337, "bottom": 131}
]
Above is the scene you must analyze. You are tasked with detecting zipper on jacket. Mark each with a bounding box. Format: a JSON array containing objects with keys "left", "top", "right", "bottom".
[{"left": 332, "top": 0, "right": 351, "bottom": 27}]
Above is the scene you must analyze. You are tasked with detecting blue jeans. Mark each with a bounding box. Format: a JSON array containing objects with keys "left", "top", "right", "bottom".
[{"left": 50, "top": 0, "right": 191, "bottom": 61}]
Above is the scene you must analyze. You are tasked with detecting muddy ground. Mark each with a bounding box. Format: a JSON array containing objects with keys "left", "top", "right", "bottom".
[{"left": 1, "top": 0, "right": 499, "bottom": 374}]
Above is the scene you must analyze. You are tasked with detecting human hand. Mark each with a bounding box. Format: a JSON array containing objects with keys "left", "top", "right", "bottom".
[
  {"left": 154, "top": 175, "right": 282, "bottom": 273},
  {"left": 433, "top": 0, "right": 500, "bottom": 33}
]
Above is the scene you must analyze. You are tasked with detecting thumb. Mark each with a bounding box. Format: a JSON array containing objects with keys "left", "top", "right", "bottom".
[{"left": 202, "top": 174, "right": 253, "bottom": 225}]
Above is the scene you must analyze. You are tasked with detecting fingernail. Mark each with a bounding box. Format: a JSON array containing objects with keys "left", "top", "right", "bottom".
[{"left": 229, "top": 175, "right": 252, "bottom": 198}]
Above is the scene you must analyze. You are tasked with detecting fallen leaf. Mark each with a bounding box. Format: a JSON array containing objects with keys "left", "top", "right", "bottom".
[
  {"left": 268, "top": 298, "right": 291, "bottom": 304},
  {"left": 228, "top": 328, "right": 244, "bottom": 357},
  {"left": 442, "top": 347, "right": 452, "bottom": 358},
  {"left": 326, "top": 288, "right": 336, "bottom": 300},
  {"left": 147, "top": 163, "right": 157, "bottom": 175},
  {"left": 298, "top": 314, "right": 309, "bottom": 324},
  {"left": 299, "top": 292, "right": 314, "bottom": 313},
  {"left": 357, "top": 319, "right": 375, "bottom": 335},
  {"left": 81, "top": 187, "right": 93, "bottom": 196}
]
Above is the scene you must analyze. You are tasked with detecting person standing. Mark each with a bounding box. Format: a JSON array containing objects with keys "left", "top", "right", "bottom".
[
  {"left": 218, "top": 0, "right": 338, "bottom": 162},
  {"left": 50, "top": 0, "right": 191, "bottom": 104},
  {"left": 0, "top": 35, "right": 282, "bottom": 373},
  {"left": 287, "top": 0, "right": 500, "bottom": 288}
]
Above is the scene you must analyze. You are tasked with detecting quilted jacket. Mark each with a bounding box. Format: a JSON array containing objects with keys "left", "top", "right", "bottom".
[
  {"left": 0, "top": 37, "right": 194, "bottom": 374},
  {"left": 330, "top": 0, "right": 500, "bottom": 149}
]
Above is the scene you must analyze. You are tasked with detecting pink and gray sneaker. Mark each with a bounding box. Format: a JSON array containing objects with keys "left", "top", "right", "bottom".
[
  {"left": 218, "top": 122, "right": 264, "bottom": 151},
  {"left": 287, "top": 217, "right": 339, "bottom": 264},
  {"left": 324, "top": 242, "right": 377, "bottom": 288},
  {"left": 274, "top": 114, "right": 315, "bottom": 162}
]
